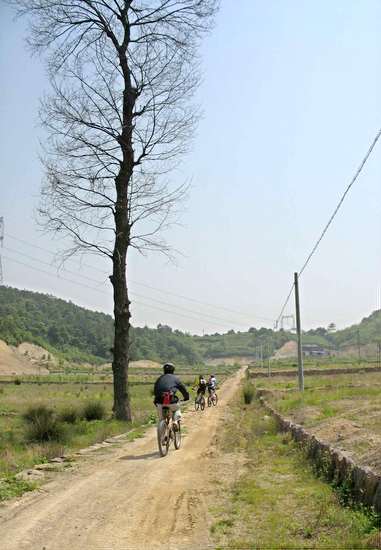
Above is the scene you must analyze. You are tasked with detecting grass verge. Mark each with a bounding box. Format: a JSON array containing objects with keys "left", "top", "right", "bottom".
[{"left": 211, "top": 395, "right": 381, "bottom": 549}]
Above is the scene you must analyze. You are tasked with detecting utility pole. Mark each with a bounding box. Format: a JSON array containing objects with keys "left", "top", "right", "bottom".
[
  {"left": 260, "top": 343, "right": 263, "bottom": 368},
  {"left": 0, "top": 217, "right": 4, "bottom": 285},
  {"left": 267, "top": 342, "right": 271, "bottom": 377},
  {"left": 294, "top": 272, "right": 304, "bottom": 391}
]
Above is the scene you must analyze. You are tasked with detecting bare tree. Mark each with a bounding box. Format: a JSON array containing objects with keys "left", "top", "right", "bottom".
[{"left": 13, "top": 0, "right": 218, "bottom": 420}]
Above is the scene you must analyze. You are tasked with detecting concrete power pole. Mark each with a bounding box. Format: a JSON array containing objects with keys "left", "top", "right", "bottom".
[
  {"left": 294, "top": 272, "right": 304, "bottom": 391},
  {"left": 0, "top": 217, "right": 4, "bottom": 285}
]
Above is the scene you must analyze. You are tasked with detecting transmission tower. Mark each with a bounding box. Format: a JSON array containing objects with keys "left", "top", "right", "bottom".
[
  {"left": 0, "top": 217, "right": 4, "bottom": 284},
  {"left": 280, "top": 314, "right": 296, "bottom": 332}
]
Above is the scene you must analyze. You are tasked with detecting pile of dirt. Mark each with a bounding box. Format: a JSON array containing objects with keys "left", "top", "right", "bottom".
[
  {"left": 17, "top": 342, "right": 56, "bottom": 365},
  {"left": 0, "top": 340, "right": 49, "bottom": 376},
  {"left": 273, "top": 340, "right": 297, "bottom": 359}
]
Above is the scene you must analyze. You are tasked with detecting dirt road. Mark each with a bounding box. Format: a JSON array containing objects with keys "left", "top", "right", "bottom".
[{"left": 0, "top": 368, "right": 245, "bottom": 550}]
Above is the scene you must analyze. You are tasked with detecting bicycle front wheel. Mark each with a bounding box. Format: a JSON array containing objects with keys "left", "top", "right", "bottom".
[
  {"left": 195, "top": 397, "right": 200, "bottom": 411},
  {"left": 207, "top": 395, "right": 212, "bottom": 407},
  {"left": 212, "top": 393, "right": 218, "bottom": 406},
  {"left": 200, "top": 396, "right": 205, "bottom": 411},
  {"left": 157, "top": 420, "right": 169, "bottom": 457}
]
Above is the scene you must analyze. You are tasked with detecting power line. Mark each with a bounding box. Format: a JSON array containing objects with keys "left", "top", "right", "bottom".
[
  {"left": 4, "top": 245, "right": 253, "bottom": 328},
  {"left": 2, "top": 254, "right": 251, "bottom": 331},
  {"left": 5, "top": 232, "right": 273, "bottom": 323},
  {"left": 275, "top": 127, "right": 381, "bottom": 326},
  {"left": 299, "top": 127, "right": 381, "bottom": 276},
  {"left": 275, "top": 283, "right": 295, "bottom": 329}
]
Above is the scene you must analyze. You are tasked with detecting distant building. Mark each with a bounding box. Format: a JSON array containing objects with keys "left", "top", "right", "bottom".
[{"left": 302, "top": 344, "right": 330, "bottom": 357}]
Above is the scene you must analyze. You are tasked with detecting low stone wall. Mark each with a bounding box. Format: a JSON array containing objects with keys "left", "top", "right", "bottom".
[
  {"left": 257, "top": 392, "right": 381, "bottom": 513},
  {"left": 251, "top": 366, "right": 381, "bottom": 379}
]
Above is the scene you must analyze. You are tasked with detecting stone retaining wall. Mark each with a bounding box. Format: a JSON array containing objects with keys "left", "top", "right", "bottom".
[{"left": 257, "top": 391, "right": 381, "bottom": 513}]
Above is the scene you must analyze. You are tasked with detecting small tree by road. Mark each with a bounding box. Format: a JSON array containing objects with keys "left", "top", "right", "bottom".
[{"left": 13, "top": 0, "right": 218, "bottom": 420}]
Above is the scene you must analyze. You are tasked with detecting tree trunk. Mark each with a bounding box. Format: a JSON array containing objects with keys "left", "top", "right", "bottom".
[
  {"left": 111, "top": 21, "right": 134, "bottom": 421},
  {"left": 111, "top": 224, "right": 132, "bottom": 421}
]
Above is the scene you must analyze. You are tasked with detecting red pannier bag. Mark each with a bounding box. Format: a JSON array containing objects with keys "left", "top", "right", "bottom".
[{"left": 162, "top": 391, "right": 172, "bottom": 405}]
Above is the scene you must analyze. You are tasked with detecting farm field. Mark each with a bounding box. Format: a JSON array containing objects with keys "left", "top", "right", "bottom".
[
  {"left": 250, "top": 358, "right": 381, "bottom": 374},
  {"left": 252, "top": 369, "right": 381, "bottom": 474}
]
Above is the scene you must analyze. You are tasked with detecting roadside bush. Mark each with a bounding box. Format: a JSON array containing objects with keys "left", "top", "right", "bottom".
[
  {"left": 59, "top": 406, "right": 79, "bottom": 424},
  {"left": 14, "top": 378, "right": 22, "bottom": 386},
  {"left": 82, "top": 401, "right": 106, "bottom": 421},
  {"left": 243, "top": 383, "right": 255, "bottom": 405},
  {"left": 23, "top": 404, "right": 65, "bottom": 442}
]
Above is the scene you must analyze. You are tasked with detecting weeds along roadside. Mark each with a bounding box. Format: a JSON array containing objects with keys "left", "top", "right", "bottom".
[
  {"left": 0, "top": 381, "right": 156, "bottom": 501},
  {"left": 211, "top": 385, "right": 381, "bottom": 550}
]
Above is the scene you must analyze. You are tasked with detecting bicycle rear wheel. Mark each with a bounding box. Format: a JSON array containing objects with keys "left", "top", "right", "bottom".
[
  {"left": 157, "top": 420, "right": 169, "bottom": 457},
  {"left": 212, "top": 393, "right": 218, "bottom": 406},
  {"left": 174, "top": 421, "right": 181, "bottom": 449}
]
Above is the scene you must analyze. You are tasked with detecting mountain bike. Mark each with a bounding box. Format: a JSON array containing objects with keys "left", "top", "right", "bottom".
[
  {"left": 157, "top": 405, "right": 181, "bottom": 457},
  {"left": 207, "top": 389, "right": 218, "bottom": 407},
  {"left": 194, "top": 392, "right": 206, "bottom": 411}
]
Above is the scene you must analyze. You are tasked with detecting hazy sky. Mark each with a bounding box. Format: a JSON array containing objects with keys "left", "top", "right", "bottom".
[{"left": 1, "top": 1, "right": 381, "bottom": 334}]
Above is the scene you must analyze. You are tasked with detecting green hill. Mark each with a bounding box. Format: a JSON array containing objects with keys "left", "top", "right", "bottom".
[
  {"left": 1, "top": 285, "right": 381, "bottom": 365},
  {"left": 0, "top": 286, "right": 201, "bottom": 364}
]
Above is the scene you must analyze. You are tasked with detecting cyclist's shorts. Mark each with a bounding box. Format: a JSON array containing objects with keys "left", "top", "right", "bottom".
[{"left": 156, "top": 403, "right": 181, "bottom": 421}]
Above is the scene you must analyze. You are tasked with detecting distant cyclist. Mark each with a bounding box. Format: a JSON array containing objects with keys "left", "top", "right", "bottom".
[
  {"left": 195, "top": 374, "right": 207, "bottom": 397},
  {"left": 207, "top": 374, "right": 217, "bottom": 395},
  {"left": 153, "top": 363, "right": 189, "bottom": 429}
]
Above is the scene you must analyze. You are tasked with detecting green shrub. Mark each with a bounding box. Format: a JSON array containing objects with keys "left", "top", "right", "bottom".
[
  {"left": 243, "top": 383, "right": 255, "bottom": 405},
  {"left": 14, "top": 378, "right": 22, "bottom": 386},
  {"left": 23, "top": 404, "right": 65, "bottom": 442},
  {"left": 82, "top": 401, "right": 106, "bottom": 421},
  {"left": 0, "top": 476, "right": 36, "bottom": 502},
  {"left": 59, "top": 406, "right": 79, "bottom": 424}
]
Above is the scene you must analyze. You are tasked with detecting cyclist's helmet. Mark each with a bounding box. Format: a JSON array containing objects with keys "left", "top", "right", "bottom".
[{"left": 163, "top": 363, "right": 175, "bottom": 374}]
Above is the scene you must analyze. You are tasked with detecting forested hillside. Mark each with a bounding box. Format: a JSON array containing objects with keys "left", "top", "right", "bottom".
[
  {"left": 1, "top": 286, "right": 381, "bottom": 364},
  {"left": 0, "top": 287, "right": 201, "bottom": 364}
]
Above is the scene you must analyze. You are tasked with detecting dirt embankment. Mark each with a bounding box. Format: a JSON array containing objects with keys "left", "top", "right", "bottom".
[
  {"left": 0, "top": 341, "right": 49, "bottom": 376},
  {"left": 0, "top": 369, "right": 246, "bottom": 550}
]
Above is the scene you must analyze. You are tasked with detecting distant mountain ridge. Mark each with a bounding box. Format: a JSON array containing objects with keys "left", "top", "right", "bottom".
[{"left": 0, "top": 285, "right": 380, "bottom": 364}]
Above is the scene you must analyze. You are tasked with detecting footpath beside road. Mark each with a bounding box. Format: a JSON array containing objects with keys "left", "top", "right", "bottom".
[{"left": 0, "top": 368, "right": 246, "bottom": 550}]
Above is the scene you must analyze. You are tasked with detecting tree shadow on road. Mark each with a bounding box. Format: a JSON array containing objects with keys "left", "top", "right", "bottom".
[{"left": 119, "top": 452, "right": 159, "bottom": 461}]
